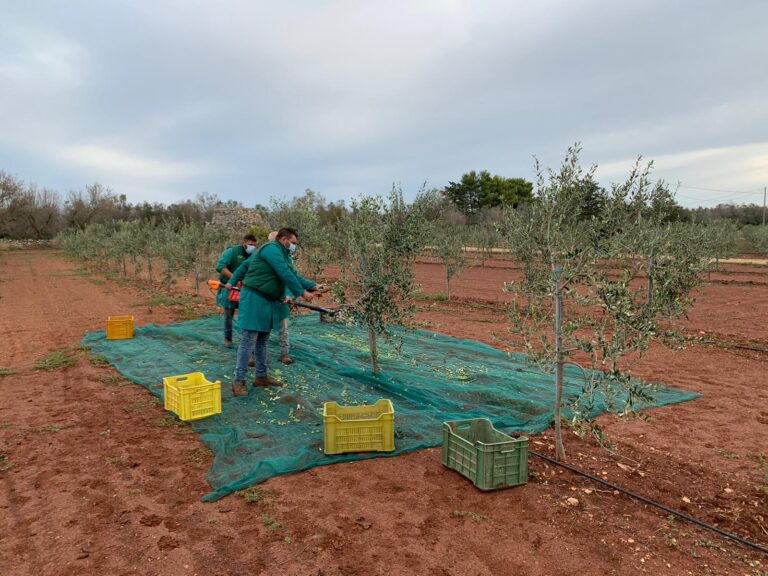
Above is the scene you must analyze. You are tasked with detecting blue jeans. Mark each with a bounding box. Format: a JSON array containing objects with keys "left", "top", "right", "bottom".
[
  {"left": 279, "top": 318, "right": 289, "bottom": 355},
  {"left": 224, "top": 308, "right": 236, "bottom": 341},
  {"left": 235, "top": 330, "right": 269, "bottom": 381}
]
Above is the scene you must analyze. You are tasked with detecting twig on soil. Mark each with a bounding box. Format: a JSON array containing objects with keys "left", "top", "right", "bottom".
[
  {"left": 614, "top": 453, "right": 642, "bottom": 467},
  {"left": 273, "top": 544, "right": 311, "bottom": 567},
  {"left": 757, "top": 518, "right": 768, "bottom": 538},
  {"left": 589, "top": 488, "right": 616, "bottom": 495}
]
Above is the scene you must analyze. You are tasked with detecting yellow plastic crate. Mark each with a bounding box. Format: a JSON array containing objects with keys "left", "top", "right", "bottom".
[
  {"left": 163, "top": 372, "right": 222, "bottom": 422},
  {"left": 106, "top": 316, "right": 134, "bottom": 340},
  {"left": 323, "top": 399, "right": 395, "bottom": 455}
]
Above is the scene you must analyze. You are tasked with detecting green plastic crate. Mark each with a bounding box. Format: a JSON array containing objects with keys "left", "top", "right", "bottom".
[{"left": 442, "top": 418, "right": 528, "bottom": 491}]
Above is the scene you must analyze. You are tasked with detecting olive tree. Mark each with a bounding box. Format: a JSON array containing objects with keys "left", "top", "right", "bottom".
[
  {"left": 707, "top": 220, "right": 739, "bottom": 263},
  {"left": 502, "top": 145, "right": 711, "bottom": 460},
  {"left": 413, "top": 188, "right": 472, "bottom": 300},
  {"left": 268, "top": 190, "right": 334, "bottom": 277},
  {"left": 334, "top": 189, "right": 428, "bottom": 374},
  {"left": 471, "top": 209, "right": 504, "bottom": 266},
  {"left": 431, "top": 214, "right": 469, "bottom": 301},
  {"left": 175, "top": 221, "right": 229, "bottom": 294},
  {"left": 743, "top": 224, "right": 768, "bottom": 255}
]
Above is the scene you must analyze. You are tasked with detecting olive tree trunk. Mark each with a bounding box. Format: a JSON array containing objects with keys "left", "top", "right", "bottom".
[
  {"left": 367, "top": 324, "right": 380, "bottom": 375},
  {"left": 553, "top": 264, "right": 566, "bottom": 461}
]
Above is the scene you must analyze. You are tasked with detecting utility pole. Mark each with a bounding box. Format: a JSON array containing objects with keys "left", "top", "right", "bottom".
[{"left": 763, "top": 186, "right": 766, "bottom": 226}]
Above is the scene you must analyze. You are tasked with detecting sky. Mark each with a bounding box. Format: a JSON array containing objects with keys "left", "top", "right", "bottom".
[{"left": 1, "top": 0, "right": 767, "bottom": 209}]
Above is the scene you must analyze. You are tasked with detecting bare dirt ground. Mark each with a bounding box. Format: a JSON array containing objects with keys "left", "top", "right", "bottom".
[{"left": 1, "top": 249, "right": 767, "bottom": 576}]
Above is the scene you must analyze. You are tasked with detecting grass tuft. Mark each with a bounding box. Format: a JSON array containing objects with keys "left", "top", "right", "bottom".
[
  {"left": 122, "top": 400, "right": 146, "bottom": 413},
  {"left": 89, "top": 354, "right": 112, "bottom": 368},
  {"left": 97, "top": 374, "right": 131, "bottom": 387},
  {"left": 237, "top": 485, "right": 272, "bottom": 504},
  {"left": 452, "top": 510, "right": 487, "bottom": 522},
  {"left": 154, "top": 414, "right": 185, "bottom": 428},
  {"left": 413, "top": 291, "right": 448, "bottom": 302},
  {"left": 0, "top": 454, "right": 14, "bottom": 471},
  {"left": 34, "top": 348, "right": 78, "bottom": 371},
  {"left": 186, "top": 447, "right": 213, "bottom": 468},
  {"left": 261, "top": 513, "right": 281, "bottom": 531}
]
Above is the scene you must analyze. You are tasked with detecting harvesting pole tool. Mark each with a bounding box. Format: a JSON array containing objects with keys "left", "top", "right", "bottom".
[
  {"left": 292, "top": 300, "right": 340, "bottom": 322},
  {"left": 291, "top": 284, "right": 342, "bottom": 322},
  {"left": 208, "top": 281, "right": 340, "bottom": 321}
]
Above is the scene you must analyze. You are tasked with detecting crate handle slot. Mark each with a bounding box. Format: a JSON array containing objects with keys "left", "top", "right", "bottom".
[
  {"left": 500, "top": 448, "right": 517, "bottom": 454},
  {"left": 457, "top": 423, "right": 472, "bottom": 429}
]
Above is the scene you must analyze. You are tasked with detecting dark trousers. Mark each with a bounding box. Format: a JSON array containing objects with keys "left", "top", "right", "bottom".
[{"left": 224, "top": 307, "right": 236, "bottom": 341}]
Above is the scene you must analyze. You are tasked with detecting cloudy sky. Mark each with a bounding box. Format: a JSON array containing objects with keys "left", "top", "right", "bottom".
[{"left": 2, "top": 0, "right": 767, "bottom": 208}]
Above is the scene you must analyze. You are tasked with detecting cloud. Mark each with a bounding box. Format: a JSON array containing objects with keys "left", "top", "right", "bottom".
[
  {"left": 595, "top": 142, "right": 768, "bottom": 207},
  {"left": 585, "top": 95, "right": 768, "bottom": 163},
  {"left": 57, "top": 144, "right": 210, "bottom": 181},
  {"left": 0, "top": 25, "right": 85, "bottom": 87}
]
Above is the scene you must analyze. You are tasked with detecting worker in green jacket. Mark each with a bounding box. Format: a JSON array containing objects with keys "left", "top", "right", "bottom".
[
  {"left": 215, "top": 233, "right": 259, "bottom": 346},
  {"left": 266, "top": 230, "right": 326, "bottom": 365},
  {"left": 226, "top": 227, "right": 317, "bottom": 396}
]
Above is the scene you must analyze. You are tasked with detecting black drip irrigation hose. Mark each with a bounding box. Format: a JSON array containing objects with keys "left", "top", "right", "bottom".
[{"left": 529, "top": 450, "right": 768, "bottom": 555}]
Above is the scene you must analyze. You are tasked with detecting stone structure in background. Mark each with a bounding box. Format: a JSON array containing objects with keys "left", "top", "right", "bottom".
[
  {"left": 207, "top": 208, "right": 266, "bottom": 233},
  {"left": 0, "top": 239, "right": 53, "bottom": 250}
]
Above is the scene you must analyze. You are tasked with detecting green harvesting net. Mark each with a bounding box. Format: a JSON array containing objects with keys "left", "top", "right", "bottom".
[{"left": 83, "top": 314, "right": 699, "bottom": 501}]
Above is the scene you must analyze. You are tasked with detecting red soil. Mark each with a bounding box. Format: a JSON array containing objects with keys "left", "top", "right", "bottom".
[{"left": 0, "top": 250, "right": 766, "bottom": 575}]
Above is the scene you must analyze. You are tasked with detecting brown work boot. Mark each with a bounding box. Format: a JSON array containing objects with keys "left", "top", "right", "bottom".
[
  {"left": 279, "top": 353, "right": 293, "bottom": 365},
  {"left": 232, "top": 379, "right": 248, "bottom": 397},
  {"left": 252, "top": 375, "right": 283, "bottom": 388},
  {"left": 224, "top": 339, "right": 233, "bottom": 348}
]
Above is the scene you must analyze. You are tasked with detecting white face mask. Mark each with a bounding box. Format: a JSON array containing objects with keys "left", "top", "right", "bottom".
[
  {"left": 245, "top": 244, "right": 256, "bottom": 255},
  {"left": 289, "top": 243, "right": 297, "bottom": 254}
]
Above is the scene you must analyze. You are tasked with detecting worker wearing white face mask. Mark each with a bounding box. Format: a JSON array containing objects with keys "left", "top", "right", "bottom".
[
  {"left": 265, "top": 230, "right": 318, "bottom": 365},
  {"left": 266, "top": 230, "right": 291, "bottom": 364},
  {"left": 214, "top": 233, "right": 259, "bottom": 347},
  {"left": 226, "top": 227, "right": 318, "bottom": 396}
]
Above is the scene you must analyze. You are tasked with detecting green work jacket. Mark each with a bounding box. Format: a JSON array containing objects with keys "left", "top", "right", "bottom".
[
  {"left": 229, "top": 241, "right": 315, "bottom": 332},
  {"left": 215, "top": 244, "right": 250, "bottom": 309}
]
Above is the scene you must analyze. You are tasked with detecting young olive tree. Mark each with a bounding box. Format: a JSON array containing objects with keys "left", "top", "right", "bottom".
[
  {"left": 136, "top": 219, "right": 160, "bottom": 285},
  {"left": 174, "top": 221, "right": 227, "bottom": 294},
  {"left": 154, "top": 220, "right": 182, "bottom": 288},
  {"left": 431, "top": 216, "right": 469, "bottom": 301},
  {"left": 743, "top": 224, "right": 768, "bottom": 255},
  {"left": 471, "top": 209, "right": 504, "bottom": 266},
  {"left": 706, "top": 220, "right": 739, "bottom": 265},
  {"left": 334, "top": 189, "right": 428, "bottom": 374},
  {"left": 502, "top": 145, "right": 711, "bottom": 460},
  {"left": 108, "top": 222, "right": 134, "bottom": 277},
  {"left": 268, "top": 190, "right": 334, "bottom": 277},
  {"left": 58, "top": 227, "right": 89, "bottom": 262},
  {"left": 414, "top": 187, "right": 471, "bottom": 299},
  {"left": 121, "top": 219, "right": 152, "bottom": 280}
]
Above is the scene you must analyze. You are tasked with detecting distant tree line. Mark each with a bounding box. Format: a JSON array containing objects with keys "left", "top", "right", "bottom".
[
  {"left": 1, "top": 167, "right": 765, "bottom": 241},
  {"left": 0, "top": 170, "right": 239, "bottom": 239},
  {"left": 678, "top": 203, "right": 766, "bottom": 225},
  {"left": 441, "top": 170, "right": 534, "bottom": 217},
  {"left": 441, "top": 169, "right": 767, "bottom": 226}
]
